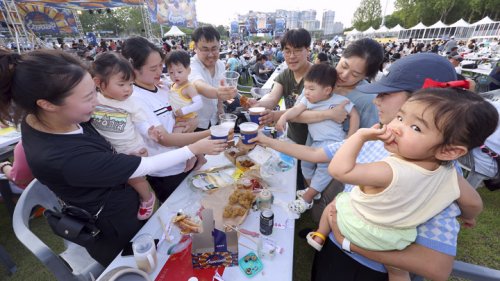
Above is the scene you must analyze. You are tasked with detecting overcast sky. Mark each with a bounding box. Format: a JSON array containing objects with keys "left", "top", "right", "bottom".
[{"left": 195, "top": 0, "right": 396, "bottom": 28}]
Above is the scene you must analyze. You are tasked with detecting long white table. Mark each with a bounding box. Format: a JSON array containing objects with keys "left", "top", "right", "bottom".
[
  {"left": 262, "top": 63, "right": 288, "bottom": 90},
  {"left": 0, "top": 127, "right": 21, "bottom": 150},
  {"left": 98, "top": 151, "right": 297, "bottom": 281},
  {"left": 459, "top": 66, "right": 492, "bottom": 77}
]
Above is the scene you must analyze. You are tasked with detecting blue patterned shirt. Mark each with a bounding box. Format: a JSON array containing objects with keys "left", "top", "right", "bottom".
[{"left": 324, "top": 140, "right": 461, "bottom": 272}]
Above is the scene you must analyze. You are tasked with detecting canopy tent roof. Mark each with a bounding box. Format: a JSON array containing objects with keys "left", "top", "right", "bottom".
[
  {"left": 363, "top": 26, "right": 376, "bottom": 33},
  {"left": 428, "top": 20, "right": 447, "bottom": 28},
  {"left": 389, "top": 24, "right": 404, "bottom": 32},
  {"left": 410, "top": 22, "right": 427, "bottom": 30},
  {"left": 375, "top": 25, "right": 389, "bottom": 33},
  {"left": 347, "top": 28, "right": 359, "bottom": 34},
  {"left": 11, "top": 0, "right": 143, "bottom": 10},
  {"left": 472, "top": 16, "right": 494, "bottom": 26},
  {"left": 449, "top": 19, "right": 470, "bottom": 27},
  {"left": 164, "top": 26, "right": 185, "bottom": 37}
]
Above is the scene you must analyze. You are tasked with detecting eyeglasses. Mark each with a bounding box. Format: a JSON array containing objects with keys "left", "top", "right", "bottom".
[
  {"left": 283, "top": 48, "right": 306, "bottom": 57},
  {"left": 480, "top": 145, "right": 498, "bottom": 158},
  {"left": 197, "top": 46, "right": 220, "bottom": 54}
]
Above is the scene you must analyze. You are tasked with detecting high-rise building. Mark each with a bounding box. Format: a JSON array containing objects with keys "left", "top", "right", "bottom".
[
  {"left": 236, "top": 9, "right": 335, "bottom": 36},
  {"left": 300, "top": 10, "right": 316, "bottom": 21},
  {"left": 322, "top": 10, "right": 336, "bottom": 35},
  {"left": 302, "top": 20, "right": 321, "bottom": 31},
  {"left": 332, "top": 22, "right": 344, "bottom": 34},
  {"left": 286, "top": 11, "right": 300, "bottom": 29}
]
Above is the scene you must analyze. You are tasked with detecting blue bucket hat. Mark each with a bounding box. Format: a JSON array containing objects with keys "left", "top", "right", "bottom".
[{"left": 357, "top": 53, "right": 457, "bottom": 94}]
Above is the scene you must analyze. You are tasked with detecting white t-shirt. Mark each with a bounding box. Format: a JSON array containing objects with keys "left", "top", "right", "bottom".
[
  {"left": 189, "top": 54, "right": 226, "bottom": 129},
  {"left": 300, "top": 94, "right": 354, "bottom": 142},
  {"left": 91, "top": 93, "right": 159, "bottom": 154},
  {"left": 131, "top": 84, "right": 186, "bottom": 176}
]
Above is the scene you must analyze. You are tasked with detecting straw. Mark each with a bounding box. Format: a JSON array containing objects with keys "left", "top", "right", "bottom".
[
  {"left": 224, "top": 224, "right": 259, "bottom": 245},
  {"left": 158, "top": 215, "right": 172, "bottom": 242}
]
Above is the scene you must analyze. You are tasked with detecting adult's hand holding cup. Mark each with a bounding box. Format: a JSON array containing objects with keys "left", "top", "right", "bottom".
[
  {"left": 210, "top": 125, "right": 230, "bottom": 141},
  {"left": 217, "top": 71, "right": 239, "bottom": 101},
  {"left": 249, "top": 106, "right": 266, "bottom": 124},
  {"left": 239, "top": 122, "right": 259, "bottom": 145}
]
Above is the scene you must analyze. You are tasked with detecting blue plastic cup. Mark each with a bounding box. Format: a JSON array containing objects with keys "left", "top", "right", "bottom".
[{"left": 239, "top": 122, "right": 259, "bottom": 144}]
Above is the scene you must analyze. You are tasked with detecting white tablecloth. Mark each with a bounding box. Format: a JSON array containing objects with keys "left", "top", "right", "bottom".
[
  {"left": 98, "top": 152, "right": 297, "bottom": 281},
  {"left": 262, "top": 63, "right": 288, "bottom": 90},
  {"left": 0, "top": 128, "right": 21, "bottom": 150}
]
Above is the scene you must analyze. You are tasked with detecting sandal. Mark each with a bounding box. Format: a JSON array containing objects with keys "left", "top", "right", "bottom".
[
  {"left": 306, "top": 232, "right": 326, "bottom": 251},
  {"left": 138, "top": 192, "right": 156, "bottom": 220},
  {"left": 288, "top": 198, "right": 313, "bottom": 215},
  {"left": 296, "top": 188, "right": 321, "bottom": 201}
]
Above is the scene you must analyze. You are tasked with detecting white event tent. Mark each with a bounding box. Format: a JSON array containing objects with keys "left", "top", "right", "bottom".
[{"left": 347, "top": 17, "right": 499, "bottom": 42}]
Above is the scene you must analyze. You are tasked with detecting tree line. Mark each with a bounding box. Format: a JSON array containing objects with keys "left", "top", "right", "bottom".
[{"left": 353, "top": 0, "right": 499, "bottom": 31}]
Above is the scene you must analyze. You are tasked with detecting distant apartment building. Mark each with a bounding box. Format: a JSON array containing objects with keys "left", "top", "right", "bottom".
[
  {"left": 236, "top": 9, "right": 334, "bottom": 35},
  {"left": 322, "top": 10, "right": 336, "bottom": 35},
  {"left": 332, "top": 22, "right": 344, "bottom": 34}
]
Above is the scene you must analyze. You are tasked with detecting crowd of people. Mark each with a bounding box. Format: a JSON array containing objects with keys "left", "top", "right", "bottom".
[{"left": 0, "top": 25, "right": 499, "bottom": 281}]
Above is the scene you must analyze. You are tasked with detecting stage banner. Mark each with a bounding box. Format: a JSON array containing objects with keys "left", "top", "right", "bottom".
[
  {"left": 153, "top": 0, "right": 197, "bottom": 28},
  {"left": 15, "top": 3, "right": 79, "bottom": 34},
  {"left": 257, "top": 14, "right": 266, "bottom": 31},
  {"left": 275, "top": 17, "right": 285, "bottom": 36},
  {"left": 246, "top": 16, "right": 257, "bottom": 34},
  {"left": 13, "top": 0, "right": 143, "bottom": 10}
]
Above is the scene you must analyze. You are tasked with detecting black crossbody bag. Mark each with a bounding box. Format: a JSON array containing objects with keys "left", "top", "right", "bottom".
[
  {"left": 44, "top": 190, "right": 111, "bottom": 247},
  {"left": 479, "top": 145, "right": 500, "bottom": 191}
]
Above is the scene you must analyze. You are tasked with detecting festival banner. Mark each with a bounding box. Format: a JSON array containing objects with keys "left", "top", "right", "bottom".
[
  {"left": 275, "top": 17, "right": 285, "bottom": 37},
  {"left": 246, "top": 16, "right": 257, "bottom": 34},
  {"left": 230, "top": 20, "right": 239, "bottom": 38},
  {"left": 13, "top": 0, "right": 143, "bottom": 10},
  {"left": 150, "top": 0, "right": 197, "bottom": 28},
  {"left": 1, "top": 3, "right": 79, "bottom": 34}
]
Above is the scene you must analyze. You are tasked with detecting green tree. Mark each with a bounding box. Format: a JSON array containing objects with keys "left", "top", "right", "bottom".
[
  {"left": 352, "top": 0, "right": 382, "bottom": 30},
  {"left": 79, "top": 7, "right": 144, "bottom": 37},
  {"left": 383, "top": 13, "right": 404, "bottom": 28}
]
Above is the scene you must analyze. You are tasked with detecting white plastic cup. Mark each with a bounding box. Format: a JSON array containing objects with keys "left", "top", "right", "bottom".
[
  {"left": 219, "top": 113, "right": 237, "bottom": 130},
  {"left": 132, "top": 233, "right": 157, "bottom": 273},
  {"left": 224, "top": 71, "right": 240, "bottom": 88},
  {"left": 210, "top": 125, "right": 229, "bottom": 141}
]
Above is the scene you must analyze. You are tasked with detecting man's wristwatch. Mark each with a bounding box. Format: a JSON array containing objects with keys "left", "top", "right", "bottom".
[{"left": 342, "top": 238, "right": 352, "bottom": 253}]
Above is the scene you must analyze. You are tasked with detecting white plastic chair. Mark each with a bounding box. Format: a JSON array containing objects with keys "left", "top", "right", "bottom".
[
  {"left": 458, "top": 152, "right": 491, "bottom": 189},
  {"left": 12, "top": 179, "right": 104, "bottom": 281}
]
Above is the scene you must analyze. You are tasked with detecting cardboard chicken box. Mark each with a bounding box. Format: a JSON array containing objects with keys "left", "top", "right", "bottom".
[{"left": 191, "top": 209, "right": 239, "bottom": 269}]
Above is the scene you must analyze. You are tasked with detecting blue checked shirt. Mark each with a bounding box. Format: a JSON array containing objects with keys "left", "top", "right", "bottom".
[{"left": 323, "top": 140, "right": 461, "bottom": 272}]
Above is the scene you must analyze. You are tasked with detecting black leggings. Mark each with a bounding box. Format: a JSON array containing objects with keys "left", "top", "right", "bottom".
[
  {"left": 87, "top": 187, "right": 144, "bottom": 266},
  {"left": 311, "top": 238, "right": 388, "bottom": 281},
  {"left": 147, "top": 171, "right": 191, "bottom": 203}
]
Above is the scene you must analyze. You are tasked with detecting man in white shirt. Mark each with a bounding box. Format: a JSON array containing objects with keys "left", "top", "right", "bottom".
[{"left": 189, "top": 26, "right": 237, "bottom": 130}]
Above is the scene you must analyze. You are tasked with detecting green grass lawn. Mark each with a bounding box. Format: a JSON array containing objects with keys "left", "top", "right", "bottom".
[{"left": 0, "top": 186, "right": 498, "bottom": 281}]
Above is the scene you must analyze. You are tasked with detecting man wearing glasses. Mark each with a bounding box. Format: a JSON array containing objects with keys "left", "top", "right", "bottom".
[
  {"left": 249, "top": 28, "right": 347, "bottom": 145},
  {"left": 189, "top": 26, "right": 237, "bottom": 131}
]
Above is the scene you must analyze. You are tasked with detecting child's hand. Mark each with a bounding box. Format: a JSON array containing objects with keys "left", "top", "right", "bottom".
[
  {"left": 175, "top": 109, "right": 184, "bottom": 117},
  {"left": 131, "top": 147, "right": 148, "bottom": 157},
  {"left": 249, "top": 131, "right": 271, "bottom": 146},
  {"left": 459, "top": 217, "right": 477, "bottom": 228},
  {"left": 148, "top": 126, "right": 161, "bottom": 142},
  {"left": 275, "top": 116, "right": 287, "bottom": 132},
  {"left": 188, "top": 137, "right": 227, "bottom": 155},
  {"left": 356, "top": 123, "right": 394, "bottom": 143},
  {"left": 193, "top": 154, "right": 207, "bottom": 171}
]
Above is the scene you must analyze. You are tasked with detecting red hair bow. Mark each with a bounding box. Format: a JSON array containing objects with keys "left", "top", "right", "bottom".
[{"left": 422, "top": 78, "right": 470, "bottom": 89}]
